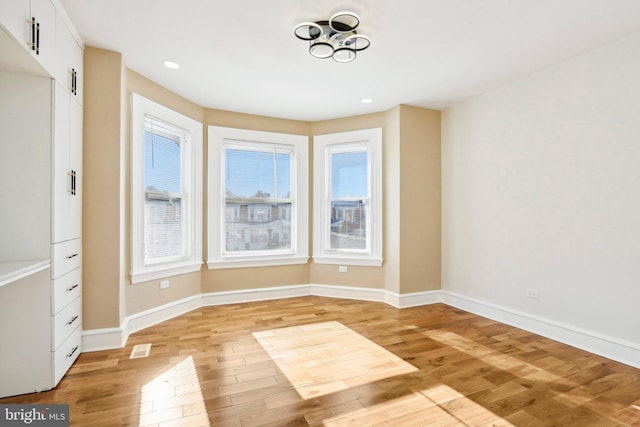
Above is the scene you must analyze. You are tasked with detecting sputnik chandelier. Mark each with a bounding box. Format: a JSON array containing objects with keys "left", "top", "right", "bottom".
[{"left": 293, "top": 11, "right": 371, "bottom": 63}]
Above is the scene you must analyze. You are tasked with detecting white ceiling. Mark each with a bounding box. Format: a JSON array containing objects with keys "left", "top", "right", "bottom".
[{"left": 59, "top": 0, "right": 640, "bottom": 121}]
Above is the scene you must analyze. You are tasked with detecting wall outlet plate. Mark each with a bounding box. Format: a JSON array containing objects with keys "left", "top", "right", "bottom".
[
  {"left": 338, "top": 265, "right": 348, "bottom": 273},
  {"left": 526, "top": 288, "right": 540, "bottom": 299},
  {"left": 160, "top": 280, "right": 170, "bottom": 289}
]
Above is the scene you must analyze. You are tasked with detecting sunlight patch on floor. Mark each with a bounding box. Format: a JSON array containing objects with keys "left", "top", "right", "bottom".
[
  {"left": 322, "top": 384, "right": 514, "bottom": 426},
  {"left": 423, "top": 329, "right": 576, "bottom": 386},
  {"left": 253, "top": 321, "right": 417, "bottom": 399},
  {"left": 139, "top": 356, "right": 210, "bottom": 426}
]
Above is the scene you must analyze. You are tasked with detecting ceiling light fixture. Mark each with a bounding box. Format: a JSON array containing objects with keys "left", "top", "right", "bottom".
[
  {"left": 294, "top": 11, "right": 371, "bottom": 63},
  {"left": 163, "top": 60, "right": 180, "bottom": 69}
]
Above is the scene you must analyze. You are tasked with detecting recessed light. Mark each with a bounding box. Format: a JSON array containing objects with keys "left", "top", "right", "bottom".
[
  {"left": 361, "top": 98, "right": 373, "bottom": 104},
  {"left": 163, "top": 60, "right": 180, "bottom": 69}
]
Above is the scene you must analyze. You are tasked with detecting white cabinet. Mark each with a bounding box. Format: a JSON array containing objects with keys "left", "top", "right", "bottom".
[
  {"left": 0, "top": 268, "right": 53, "bottom": 398},
  {"left": 54, "top": 12, "right": 83, "bottom": 103},
  {"left": 0, "top": 0, "right": 56, "bottom": 73},
  {"left": 48, "top": 49, "right": 83, "bottom": 399},
  {"left": 52, "top": 82, "right": 82, "bottom": 244},
  {"left": 0, "top": 0, "right": 83, "bottom": 397},
  {"left": 0, "top": 72, "right": 83, "bottom": 399},
  {"left": 0, "top": 265, "right": 82, "bottom": 398}
]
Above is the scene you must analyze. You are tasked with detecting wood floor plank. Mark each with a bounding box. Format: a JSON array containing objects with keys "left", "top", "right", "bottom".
[{"left": 0, "top": 297, "right": 638, "bottom": 426}]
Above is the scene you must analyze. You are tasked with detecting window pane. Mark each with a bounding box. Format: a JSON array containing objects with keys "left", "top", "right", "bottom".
[
  {"left": 331, "top": 151, "right": 367, "bottom": 198},
  {"left": 225, "top": 203, "right": 292, "bottom": 252},
  {"left": 145, "top": 197, "right": 184, "bottom": 260},
  {"left": 330, "top": 200, "right": 367, "bottom": 250},
  {"left": 226, "top": 149, "right": 291, "bottom": 199},
  {"left": 276, "top": 153, "right": 291, "bottom": 198},
  {"left": 144, "top": 131, "right": 181, "bottom": 193}
]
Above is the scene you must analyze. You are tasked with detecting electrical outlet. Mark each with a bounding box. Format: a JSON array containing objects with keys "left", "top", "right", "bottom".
[
  {"left": 338, "top": 265, "right": 348, "bottom": 273},
  {"left": 160, "top": 280, "right": 170, "bottom": 290},
  {"left": 526, "top": 288, "right": 540, "bottom": 299}
]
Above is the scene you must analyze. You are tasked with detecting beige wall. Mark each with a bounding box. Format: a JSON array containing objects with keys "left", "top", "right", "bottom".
[
  {"left": 399, "top": 105, "right": 441, "bottom": 293},
  {"left": 83, "top": 47, "right": 125, "bottom": 329},
  {"left": 383, "top": 106, "right": 401, "bottom": 294},
  {"left": 82, "top": 46, "right": 442, "bottom": 327}
]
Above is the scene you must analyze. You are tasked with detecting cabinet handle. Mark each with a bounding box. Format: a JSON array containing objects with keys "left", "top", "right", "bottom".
[
  {"left": 69, "top": 69, "right": 77, "bottom": 95},
  {"left": 67, "top": 170, "right": 77, "bottom": 195},
  {"left": 66, "top": 345, "right": 79, "bottom": 359},
  {"left": 66, "top": 315, "right": 79, "bottom": 326},
  {"left": 36, "top": 22, "right": 40, "bottom": 55},
  {"left": 65, "top": 253, "right": 78, "bottom": 259},
  {"left": 27, "top": 18, "right": 36, "bottom": 51},
  {"left": 66, "top": 283, "right": 80, "bottom": 292},
  {"left": 67, "top": 171, "right": 73, "bottom": 194}
]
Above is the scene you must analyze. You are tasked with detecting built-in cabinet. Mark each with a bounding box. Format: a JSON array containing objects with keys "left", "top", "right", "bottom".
[
  {"left": 0, "top": 0, "right": 57, "bottom": 73},
  {"left": 53, "top": 81, "right": 83, "bottom": 244},
  {"left": 0, "top": 0, "right": 83, "bottom": 398}
]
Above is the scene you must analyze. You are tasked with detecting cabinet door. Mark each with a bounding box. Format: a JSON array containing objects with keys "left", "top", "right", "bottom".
[
  {"left": 0, "top": 0, "right": 56, "bottom": 74},
  {"left": 52, "top": 82, "right": 73, "bottom": 243},
  {"left": 54, "top": 13, "right": 83, "bottom": 103},
  {"left": 52, "top": 83, "right": 82, "bottom": 243},
  {"left": 69, "top": 97, "right": 82, "bottom": 238},
  {"left": 30, "top": 0, "right": 56, "bottom": 73},
  {"left": 0, "top": 0, "right": 30, "bottom": 47}
]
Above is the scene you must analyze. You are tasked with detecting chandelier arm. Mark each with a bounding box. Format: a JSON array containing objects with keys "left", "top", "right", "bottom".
[{"left": 294, "top": 22, "right": 323, "bottom": 41}]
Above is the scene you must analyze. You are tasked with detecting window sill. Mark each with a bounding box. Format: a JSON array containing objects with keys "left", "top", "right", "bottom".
[
  {"left": 131, "top": 261, "right": 203, "bottom": 284},
  {"left": 207, "top": 256, "right": 309, "bottom": 270},
  {"left": 312, "top": 256, "right": 384, "bottom": 267}
]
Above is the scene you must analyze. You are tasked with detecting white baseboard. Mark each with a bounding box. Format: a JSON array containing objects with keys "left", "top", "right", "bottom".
[
  {"left": 201, "top": 284, "right": 311, "bottom": 306},
  {"left": 309, "top": 284, "right": 443, "bottom": 308},
  {"left": 393, "top": 290, "right": 445, "bottom": 308},
  {"left": 81, "top": 285, "right": 640, "bottom": 369},
  {"left": 311, "top": 284, "right": 388, "bottom": 303},
  {"left": 82, "top": 295, "right": 203, "bottom": 352},
  {"left": 81, "top": 326, "right": 127, "bottom": 352},
  {"left": 442, "top": 291, "right": 640, "bottom": 369},
  {"left": 127, "top": 294, "right": 203, "bottom": 335}
]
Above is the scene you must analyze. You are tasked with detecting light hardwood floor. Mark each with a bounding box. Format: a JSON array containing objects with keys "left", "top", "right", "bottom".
[{"left": 2, "top": 297, "right": 639, "bottom": 426}]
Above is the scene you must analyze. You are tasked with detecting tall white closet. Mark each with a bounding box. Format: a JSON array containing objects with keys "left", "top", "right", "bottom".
[{"left": 0, "top": 0, "right": 84, "bottom": 398}]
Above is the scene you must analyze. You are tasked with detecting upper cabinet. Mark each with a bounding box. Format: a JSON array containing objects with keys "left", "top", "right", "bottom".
[
  {"left": 0, "top": 0, "right": 57, "bottom": 73},
  {"left": 54, "top": 12, "right": 82, "bottom": 103}
]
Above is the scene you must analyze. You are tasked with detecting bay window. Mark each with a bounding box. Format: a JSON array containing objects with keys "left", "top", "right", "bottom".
[{"left": 208, "top": 127, "right": 308, "bottom": 268}]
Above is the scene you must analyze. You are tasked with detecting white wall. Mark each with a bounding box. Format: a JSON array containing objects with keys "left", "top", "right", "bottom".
[
  {"left": 442, "top": 32, "right": 640, "bottom": 359},
  {"left": 0, "top": 72, "right": 51, "bottom": 262}
]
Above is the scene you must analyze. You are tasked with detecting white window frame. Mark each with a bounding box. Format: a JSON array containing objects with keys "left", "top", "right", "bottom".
[
  {"left": 207, "top": 126, "right": 309, "bottom": 269},
  {"left": 313, "top": 128, "right": 383, "bottom": 266},
  {"left": 131, "top": 94, "right": 203, "bottom": 284}
]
